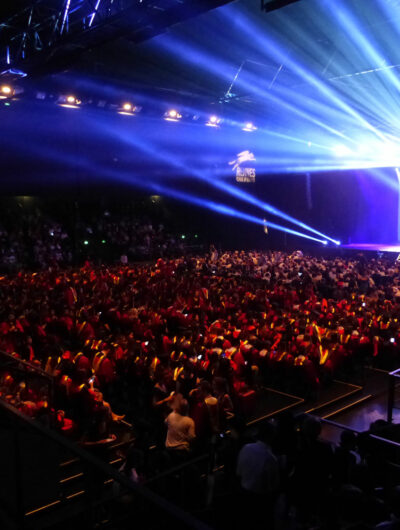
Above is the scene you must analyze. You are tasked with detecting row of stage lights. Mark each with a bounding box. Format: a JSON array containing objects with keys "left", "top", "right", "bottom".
[
  {"left": 0, "top": 84, "right": 258, "bottom": 132},
  {"left": 59, "top": 95, "right": 259, "bottom": 132},
  {"left": 163, "top": 108, "right": 257, "bottom": 131}
]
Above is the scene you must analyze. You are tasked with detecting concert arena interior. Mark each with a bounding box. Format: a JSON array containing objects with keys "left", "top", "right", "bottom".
[{"left": 4, "top": 1, "right": 400, "bottom": 529}]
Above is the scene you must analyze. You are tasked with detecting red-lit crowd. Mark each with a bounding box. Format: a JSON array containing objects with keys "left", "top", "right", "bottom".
[{"left": 1, "top": 250, "right": 400, "bottom": 447}]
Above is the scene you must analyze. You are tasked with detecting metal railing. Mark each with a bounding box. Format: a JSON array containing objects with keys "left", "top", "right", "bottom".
[
  {"left": 0, "top": 349, "right": 54, "bottom": 407},
  {"left": 387, "top": 367, "right": 400, "bottom": 423},
  {"left": 321, "top": 416, "right": 400, "bottom": 465},
  {"left": 0, "top": 398, "right": 211, "bottom": 530}
]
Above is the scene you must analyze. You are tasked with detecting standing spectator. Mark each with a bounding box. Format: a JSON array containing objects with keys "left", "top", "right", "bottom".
[
  {"left": 165, "top": 399, "right": 196, "bottom": 457},
  {"left": 290, "top": 415, "right": 334, "bottom": 523},
  {"left": 236, "top": 422, "right": 280, "bottom": 529}
]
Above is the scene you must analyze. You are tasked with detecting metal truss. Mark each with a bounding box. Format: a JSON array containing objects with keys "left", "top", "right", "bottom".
[
  {"left": 261, "top": 0, "right": 303, "bottom": 12},
  {"left": 0, "top": 0, "right": 234, "bottom": 77}
]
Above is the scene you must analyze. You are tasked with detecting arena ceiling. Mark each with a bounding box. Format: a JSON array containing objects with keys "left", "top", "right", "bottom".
[
  {"left": 2, "top": 0, "right": 400, "bottom": 109},
  {"left": 3, "top": 0, "right": 400, "bottom": 172}
]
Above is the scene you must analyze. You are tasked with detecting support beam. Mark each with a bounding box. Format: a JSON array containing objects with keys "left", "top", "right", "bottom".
[
  {"left": 261, "top": 0, "right": 303, "bottom": 12},
  {"left": 0, "top": 0, "right": 235, "bottom": 77}
]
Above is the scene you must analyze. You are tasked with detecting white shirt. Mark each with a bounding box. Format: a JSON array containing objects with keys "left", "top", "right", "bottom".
[
  {"left": 165, "top": 412, "right": 195, "bottom": 450},
  {"left": 237, "top": 441, "right": 279, "bottom": 494}
]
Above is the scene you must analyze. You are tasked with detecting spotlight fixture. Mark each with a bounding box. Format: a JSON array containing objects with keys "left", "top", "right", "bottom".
[
  {"left": 59, "top": 95, "right": 81, "bottom": 108},
  {"left": 164, "top": 109, "right": 182, "bottom": 122},
  {"left": 333, "top": 144, "right": 352, "bottom": 157},
  {"left": 243, "top": 122, "right": 257, "bottom": 132},
  {"left": 118, "top": 102, "right": 137, "bottom": 115},
  {"left": 0, "top": 85, "right": 13, "bottom": 99},
  {"left": 206, "top": 115, "right": 221, "bottom": 127}
]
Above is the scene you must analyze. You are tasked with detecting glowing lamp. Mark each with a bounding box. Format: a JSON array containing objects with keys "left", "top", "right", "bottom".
[
  {"left": 206, "top": 115, "right": 221, "bottom": 127},
  {"left": 118, "top": 102, "right": 137, "bottom": 116},
  {"left": 333, "top": 144, "right": 352, "bottom": 157},
  {"left": 243, "top": 122, "right": 257, "bottom": 132},
  {"left": 59, "top": 95, "right": 81, "bottom": 108},
  {"left": 0, "top": 85, "right": 13, "bottom": 99},
  {"left": 164, "top": 109, "right": 182, "bottom": 122}
]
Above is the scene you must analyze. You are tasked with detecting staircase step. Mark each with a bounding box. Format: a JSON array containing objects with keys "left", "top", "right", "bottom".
[{"left": 321, "top": 393, "right": 373, "bottom": 420}]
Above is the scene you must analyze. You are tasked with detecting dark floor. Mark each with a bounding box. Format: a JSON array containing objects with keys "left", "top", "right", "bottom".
[
  {"left": 251, "top": 377, "right": 368, "bottom": 426},
  {"left": 329, "top": 393, "right": 400, "bottom": 431},
  {"left": 253, "top": 367, "right": 398, "bottom": 444},
  {"left": 320, "top": 367, "right": 399, "bottom": 443}
]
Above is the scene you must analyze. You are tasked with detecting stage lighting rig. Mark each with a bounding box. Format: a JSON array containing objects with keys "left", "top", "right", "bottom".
[
  {"left": 0, "top": 0, "right": 236, "bottom": 76},
  {"left": 118, "top": 102, "right": 137, "bottom": 116},
  {"left": 0, "top": 85, "right": 14, "bottom": 99},
  {"left": 206, "top": 115, "right": 221, "bottom": 127},
  {"left": 58, "top": 95, "right": 81, "bottom": 108},
  {"left": 242, "top": 122, "right": 257, "bottom": 132},
  {"left": 333, "top": 144, "right": 352, "bottom": 157},
  {"left": 164, "top": 109, "right": 182, "bottom": 122},
  {"left": 261, "top": 0, "right": 302, "bottom": 13}
]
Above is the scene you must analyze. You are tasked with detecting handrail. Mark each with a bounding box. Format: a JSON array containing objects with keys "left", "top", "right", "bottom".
[
  {"left": 387, "top": 368, "right": 400, "bottom": 422},
  {"left": 321, "top": 416, "right": 400, "bottom": 450},
  {"left": 0, "top": 349, "right": 55, "bottom": 407},
  {"left": 0, "top": 398, "right": 211, "bottom": 530},
  {"left": 320, "top": 417, "right": 361, "bottom": 434},
  {"left": 0, "top": 349, "right": 52, "bottom": 380},
  {"left": 145, "top": 453, "right": 210, "bottom": 486},
  {"left": 369, "top": 433, "right": 400, "bottom": 450}
]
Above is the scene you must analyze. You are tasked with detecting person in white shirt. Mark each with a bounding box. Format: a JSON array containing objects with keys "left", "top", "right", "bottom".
[
  {"left": 237, "top": 422, "right": 280, "bottom": 495},
  {"left": 236, "top": 422, "right": 280, "bottom": 529},
  {"left": 165, "top": 399, "right": 195, "bottom": 452}
]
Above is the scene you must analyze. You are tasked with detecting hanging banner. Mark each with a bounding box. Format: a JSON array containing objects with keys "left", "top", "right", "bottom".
[{"left": 229, "top": 150, "right": 256, "bottom": 183}]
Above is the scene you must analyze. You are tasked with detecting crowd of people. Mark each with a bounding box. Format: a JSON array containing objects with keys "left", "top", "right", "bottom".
[
  {"left": 1, "top": 250, "right": 400, "bottom": 433},
  {"left": 77, "top": 210, "right": 188, "bottom": 262},
  {"left": 0, "top": 208, "right": 72, "bottom": 269},
  {"left": 0, "top": 200, "right": 193, "bottom": 271},
  {"left": 222, "top": 413, "right": 400, "bottom": 530},
  {"left": 2, "top": 249, "right": 400, "bottom": 528}
]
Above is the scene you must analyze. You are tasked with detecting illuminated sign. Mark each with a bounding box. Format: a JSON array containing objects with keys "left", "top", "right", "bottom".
[{"left": 229, "top": 150, "right": 256, "bottom": 183}]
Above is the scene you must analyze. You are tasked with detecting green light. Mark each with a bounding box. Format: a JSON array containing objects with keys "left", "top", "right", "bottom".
[
  {"left": 181, "top": 234, "right": 186, "bottom": 239},
  {"left": 194, "top": 234, "right": 198, "bottom": 238},
  {"left": 4, "top": 102, "right": 10, "bottom": 107},
  {"left": 83, "top": 240, "right": 89, "bottom": 245},
  {"left": 101, "top": 239, "right": 106, "bottom": 244}
]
